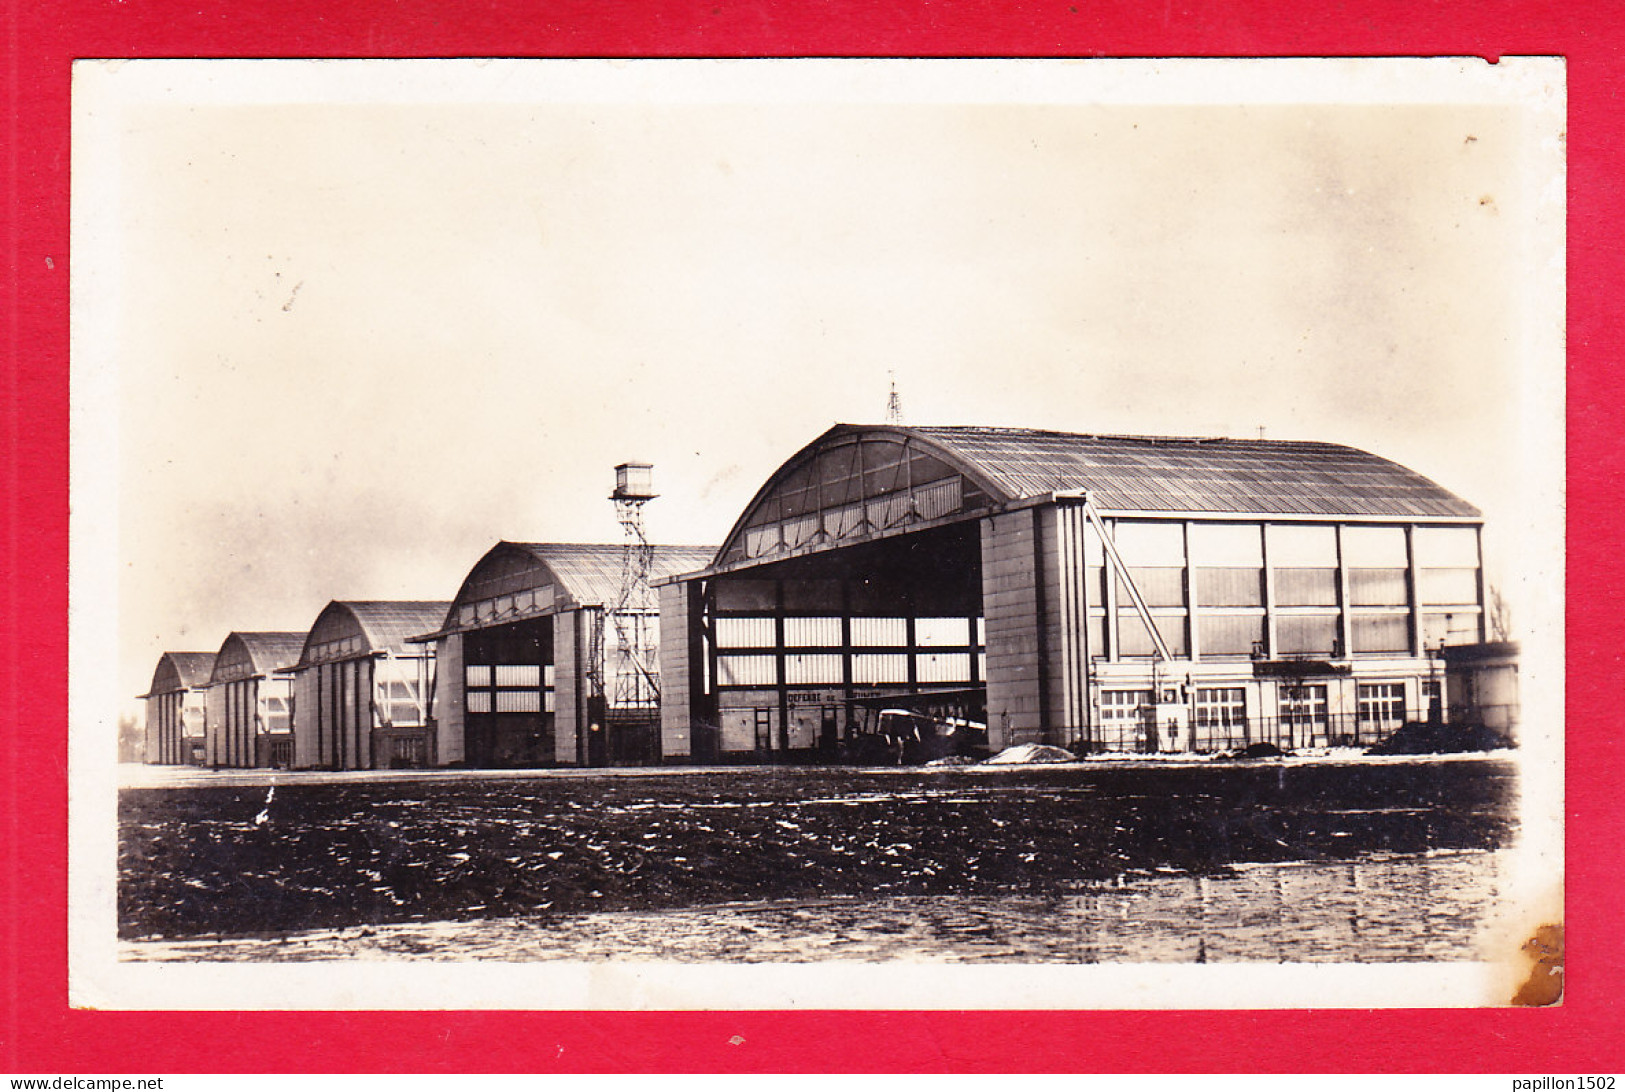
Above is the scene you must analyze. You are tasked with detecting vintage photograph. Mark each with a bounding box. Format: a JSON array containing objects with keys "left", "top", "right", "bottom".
[{"left": 68, "top": 57, "right": 1565, "bottom": 1009}]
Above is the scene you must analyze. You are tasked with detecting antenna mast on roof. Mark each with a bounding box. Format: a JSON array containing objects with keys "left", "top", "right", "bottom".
[
  {"left": 608, "top": 463, "right": 660, "bottom": 714},
  {"left": 885, "top": 371, "right": 905, "bottom": 424}
]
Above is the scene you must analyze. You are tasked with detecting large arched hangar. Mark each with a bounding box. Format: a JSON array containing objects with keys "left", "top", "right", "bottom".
[{"left": 658, "top": 423, "right": 1486, "bottom": 762}]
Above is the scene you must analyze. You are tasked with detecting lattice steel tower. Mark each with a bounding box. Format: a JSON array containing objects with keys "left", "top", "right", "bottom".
[{"left": 609, "top": 462, "right": 660, "bottom": 711}]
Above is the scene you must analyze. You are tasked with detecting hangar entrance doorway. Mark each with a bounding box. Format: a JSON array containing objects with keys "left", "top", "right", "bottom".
[
  {"left": 462, "top": 617, "right": 556, "bottom": 768},
  {"left": 704, "top": 520, "right": 986, "bottom": 764}
]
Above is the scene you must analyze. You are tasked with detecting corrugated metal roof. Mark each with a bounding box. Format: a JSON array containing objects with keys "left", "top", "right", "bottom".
[
  {"left": 903, "top": 425, "right": 1481, "bottom": 519},
  {"left": 340, "top": 601, "right": 454, "bottom": 655},
  {"left": 505, "top": 542, "right": 717, "bottom": 609},
  {"left": 214, "top": 631, "right": 305, "bottom": 679},
  {"left": 142, "top": 651, "right": 217, "bottom": 696}
]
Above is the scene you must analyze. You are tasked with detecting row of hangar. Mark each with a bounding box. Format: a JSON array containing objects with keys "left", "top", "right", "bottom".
[{"left": 141, "top": 423, "right": 1517, "bottom": 770}]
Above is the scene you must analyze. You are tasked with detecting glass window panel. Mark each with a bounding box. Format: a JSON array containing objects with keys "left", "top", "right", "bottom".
[
  {"left": 1194, "top": 688, "right": 1247, "bottom": 727},
  {"left": 1423, "top": 611, "right": 1481, "bottom": 647},
  {"left": 716, "top": 617, "right": 777, "bottom": 649},
  {"left": 494, "top": 690, "right": 542, "bottom": 713},
  {"left": 1189, "top": 523, "right": 1264, "bottom": 566},
  {"left": 718, "top": 655, "right": 778, "bottom": 687},
  {"left": 913, "top": 477, "right": 963, "bottom": 521},
  {"left": 1413, "top": 526, "right": 1479, "bottom": 568},
  {"left": 1419, "top": 568, "right": 1478, "bottom": 606},
  {"left": 465, "top": 664, "right": 492, "bottom": 687},
  {"left": 1198, "top": 614, "right": 1264, "bottom": 658},
  {"left": 867, "top": 492, "right": 911, "bottom": 530},
  {"left": 1349, "top": 569, "right": 1408, "bottom": 606},
  {"left": 390, "top": 702, "right": 425, "bottom": 725},
  {"left": 851, "top": 617, "right": 907, "bottom": 646},
  {"left": 824, "top": 502, "right": 865, "bottom": 539},
  {"left": 745, "top": 525, "right": 781, "bottom": 558},
  {"left": 1351, "top": 614, "right": 1410, "bottom": 653},
  {"left": 1276, "top": 615, "right": 1339, "bottom": 656},
  {"left": 545, "top": 691, "right": 555, "bottom": 713},
  {"left": 1111, "top": 521, "right": 1186, "bottom": 566},
  {"left": 915, "top": 652, "right": 971, "bottom": 684},
  {"left": 785, "top": 653, "right": 843, "bottom": 685},
  {"left": 784, "top": 617, "right": 842, "bottom": 647},
  {"left": 782, "top": 514, "right": 819, "bottom": 548},
  {"left": 544, "top": 664, "right": 556, "bottom": 688},
  {"left": 1196, "top": 567, "right": 1263, "bottom": 607},
  {"left": 1118, "top": 567, "right": 1185, "bottom": 608},
  {"left": 915, "top": 617, "right": 971, "bottom": 647},
  {"left": 1342, "top": 526, "right": 1408, "bottom": 567},
  {"left": 852, "top": 653, "right": 909, "bottom": 685},
  {"left": 1267, "top": 524, "right": 1339, "bottom": 567},
  {"left": 1117, "top": 614, "right": 1188, "bottom": 657},
  {"left": 494, "top": 664, "right": 541, "bottom": 687},
  {"left": 1275, "top": 568, "right": 1339, "bottom": 607},
  {"left": 467, "top": 690, "right": 492, "bottom": 713}
]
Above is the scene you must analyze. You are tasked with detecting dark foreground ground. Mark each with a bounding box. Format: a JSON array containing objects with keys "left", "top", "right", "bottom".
[{"left": 119, "top": 756, "right": 1516, "bottom": 942}]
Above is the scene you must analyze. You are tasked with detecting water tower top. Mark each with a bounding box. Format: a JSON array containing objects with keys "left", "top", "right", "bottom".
[{"left": 612, "top": 462, "right": 657, "bottom": 502}]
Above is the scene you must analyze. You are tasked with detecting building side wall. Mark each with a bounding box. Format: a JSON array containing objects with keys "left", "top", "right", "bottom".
[
  {"left": 434, "top": 632, "right": 466, "bottom": 766},
  {"left": 553, "top": 609, "right": 580, "bottom": 765},
  {"left": 658, "top": 581, "right": 695, "bottom": 759},
  {"left": 292, "top": 668, "right": 319, "bottom": 768},
  {"left": 981, "top": 510, "right": 1046, "bottom": 749}
]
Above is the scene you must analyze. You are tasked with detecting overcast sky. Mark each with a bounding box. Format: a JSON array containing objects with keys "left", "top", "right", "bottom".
[{"left": 73, "top": 59, "right": 1565, "bottom": 718}]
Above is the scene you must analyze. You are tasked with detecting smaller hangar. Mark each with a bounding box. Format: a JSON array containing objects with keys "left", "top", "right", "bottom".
[
  {"left": 421, "top": 541, "right": 714, "bottom": 768},
  {"left": 204, "top": 631, "right": 304, "bottom": 768},
  {"left": 140, "top": 651, "right": 216, "bottom": 765},
  {"left": 289, "top": 601, "right": 449, "bottom": 770}
]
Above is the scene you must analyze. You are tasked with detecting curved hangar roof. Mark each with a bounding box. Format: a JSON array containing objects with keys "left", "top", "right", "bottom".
[
  {"left": 434, "top": 542, "right": 717, "bottom": 637},
  {"left": 209, "top": 631, "right": 306, "bottom": 685},
  {"left": 140, "top": 651, "right": 217, "bottom": 698},
  {"left": 714, "top": 424, "right": 1480, "bottom": 570},
  {"left": 295, "top": 601, "right": 452, "bottom": 669}
]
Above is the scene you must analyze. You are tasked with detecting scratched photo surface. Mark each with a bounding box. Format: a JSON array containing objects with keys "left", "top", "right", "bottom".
[{"left": 68, "top": 58, "right": 1565, "bottom": 1010}]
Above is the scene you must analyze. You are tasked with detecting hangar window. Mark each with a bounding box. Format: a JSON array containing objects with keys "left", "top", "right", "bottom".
[
  {"left": 852, "top": 654, "right": 909, "bottom": 685},
  {"left": 915, "top": 652, "right": 971, "bottom": 684},
  {"left": 1275, "top": 568, "right": 1339, "bottom": 607},
  {"left": 1098, "top": 690, "right": 1153, "bottom": 751},
  {"left": 784, "top": 617, "right": 841, "bottom": 647},
  {"left": 785, "top": 654, "right": 842, "bottom": 686},
  {"left": 1349, "top": 569, "right": 1408, "bottom": 607},
  {"left": 716, "top": 617, "right": 776, "bottom": 648},
  {"left": 1350, "top": 614, "right": 1410, "bottom": 654},
  {"left": 1198, "top": 614, "right": 1264, "bottom": 658},
  {"left": 1357, "top": 682, "right": 1407, "bottom": 736},
  {"left": 1117, "top": 568, "right": 1186, "bottom": 609},
  {"left": 915, "top": 617, "right": 971, "bottom": 647},
  {"left": 851, "top": 617, "right": 908, "bottom": 646},
  {"left": 718, "top": 655, "right": 778, "bottom": 687},
  {"left": 1276, "top": 615, "right": 1339, "bottom": 656},
  {"left": 1197, "top": 568, "right": 1263, "bottom": 608},
  {"left": 1418, "top": 569, "right": 1478, "bottom": 606},
  {"left": 1117, "top": 614, "right": 1188, "bottom": 658}
]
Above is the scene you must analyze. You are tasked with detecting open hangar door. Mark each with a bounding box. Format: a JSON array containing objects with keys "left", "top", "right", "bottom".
[{"left": 699, "top": 520, "right": 987, "bottom": 764}]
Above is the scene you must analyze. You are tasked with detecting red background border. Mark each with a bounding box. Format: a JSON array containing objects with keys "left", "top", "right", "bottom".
[{"left": 5, "top": 0, "right": 1621, "bottom": 1073}]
